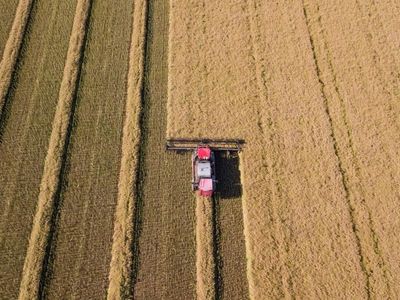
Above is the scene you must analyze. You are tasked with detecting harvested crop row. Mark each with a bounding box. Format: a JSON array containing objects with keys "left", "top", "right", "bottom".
[
  {"left": 106, "top": 0, "right": 147, "bottom": 298},
  {"left": 0, "top": 0, "right": 19, "bottom": 57},
  {"left": 132, "top": 1, "right": 196, "bottom": 298},
  {"left": 0, "top": 1, "right": 77, "bottom": 299},
  {"left": 168, "top": 0, "right": 371, "bottom": 298},
  {"left": 18, "top": 0, "right": 91, "bottom": 298},
  {"left": 304, "top": 0, "right": 400, "bottom": 297},
  {"left": 42, "top": 0, "right": 134, "bottom": 298},
  {"left": 213, "top": 153, "right": 248, "bottom": 300},
  {"left": 0, "top": 0, "right": 33, "bottom": 119},
  {"left": 196, "top": 196, "right": 216, "bottom": 300}
]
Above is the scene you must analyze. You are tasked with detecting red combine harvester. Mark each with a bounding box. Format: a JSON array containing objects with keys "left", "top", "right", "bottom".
[
  {"left": 166, "top": 139, "right": 244, "bottom": 197},
  {"left": 192, "top": 146, "right": 215, "bottom": 197}
]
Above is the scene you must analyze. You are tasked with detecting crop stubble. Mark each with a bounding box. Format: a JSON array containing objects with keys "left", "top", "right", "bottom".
[
  {"left": 0, "top": 0, "right": 33, "bottom": 119},
  {"left": 167, "top": 0, "right": 400, "bottom": 298},
  {"left": 107, "top": 0, "right": 147, "bottom": 298},
  {"left": 0, "top": 1, "right": 76, "bottom": 298},
  {"left": 0, "top": 0, "right": 19, "bottom": 57},
  {"left": 19, "top": 0, "right": 90, "bottom": 298},
  {"left": 132, "top": 0, "right": 196, "bottom": 298},
  {"left": 42, "top": 0, "right": 133, "bottom": 298}
]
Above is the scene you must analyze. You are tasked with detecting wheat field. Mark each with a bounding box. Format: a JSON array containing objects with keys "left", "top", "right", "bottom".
[
  {"left": 0, "top": 0, "right": 398, "bottom": 299},
  {"left": 168, "top": 0, "right": 400, "bottom": 298}
]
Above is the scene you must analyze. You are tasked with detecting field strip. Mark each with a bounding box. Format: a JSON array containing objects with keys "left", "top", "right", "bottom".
[
  {"left": 18, "top": 0, "right": 91, "bottom": 298},
  {"left": 0, "top": 0, "right": 19, "bottom": 57},
  {"left": 304, "top": 0, "right": 400, "bottom": 296},
  {"left": 132, "top": 0, "right": 196, "bottom": 298},
  {"left": 0, "top": 1, "right": 77, "bottom": 299},
  {"left": 302, "top": 0, "right": 373, "bottom": 283},
  {"left": 196, "top": 196, "right": 216, "bottom": 300},
  {"left": 0, "top": 0, "right": 33, "bottom": 121},
  {"left": 245, "top": 1, "right": 294, "bottom": 298},
  {"left": 106, "top": 0, "right": 147, "bottom": 298},
  {"left": 41, "top": 0, "right": 134, "bottom": 298},
  {"left": 213, "top": 153, "right": 249, "bottom": 299}
]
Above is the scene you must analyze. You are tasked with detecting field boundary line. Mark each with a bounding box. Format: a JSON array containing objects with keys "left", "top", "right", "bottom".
[
  {"left": 106, "top": 0, "right": 147, "bottom": 298},
  {"left": 17, "top": 0, "right": 92, "bottom": 298},
  {"left": 0, "top": 0, "right": 34, "bottom": 128}
]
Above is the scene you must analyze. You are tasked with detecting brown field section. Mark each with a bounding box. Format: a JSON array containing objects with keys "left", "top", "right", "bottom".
[
  {"left": 0, "top": 1, "right": 76, "bottom": 298},
  {"left": 42, "top": 0, "right": 133, "bottom": 298},
  {"left": 0, "top": 0, "right": 19, "bottom": 57},
  {"left": 168, "top": 0, "right": 400, "bottom": 298}
]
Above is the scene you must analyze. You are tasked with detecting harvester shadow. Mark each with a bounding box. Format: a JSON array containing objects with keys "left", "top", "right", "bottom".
[{"left": 214, "top": 152, "right": 242, "bottom": 199}]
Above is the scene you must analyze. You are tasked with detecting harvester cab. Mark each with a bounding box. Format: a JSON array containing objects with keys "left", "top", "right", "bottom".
[{"left": 166, "top": 139, "right": 244, "bottom": 198}]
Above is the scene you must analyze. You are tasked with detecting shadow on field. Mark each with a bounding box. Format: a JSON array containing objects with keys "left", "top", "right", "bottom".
[{"left": 215, "top": 152, "right": 242, "bottom": 199}]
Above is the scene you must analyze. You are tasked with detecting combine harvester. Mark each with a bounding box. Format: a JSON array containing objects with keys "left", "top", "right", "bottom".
[{"left": 166, "top": 139, "right": 244, "bottom": 197}]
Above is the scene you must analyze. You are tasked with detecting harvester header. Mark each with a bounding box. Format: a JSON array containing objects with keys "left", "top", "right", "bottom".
[{"left": 166, "top": 138, "right": 245, "bottom": 152}]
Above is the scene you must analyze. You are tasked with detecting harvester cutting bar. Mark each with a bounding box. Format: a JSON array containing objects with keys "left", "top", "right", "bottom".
[{"left": 166, "top": 138, "right": 245, "bottom": 151}]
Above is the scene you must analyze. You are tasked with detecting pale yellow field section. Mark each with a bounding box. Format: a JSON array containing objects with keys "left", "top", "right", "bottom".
[{"left": 168, "top": 0, "right": 400, "bottom": 298}]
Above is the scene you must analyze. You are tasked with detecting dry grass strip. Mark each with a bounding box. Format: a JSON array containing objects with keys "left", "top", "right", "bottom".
[
  {"left": 106, "top": 0, "right": 147, "bottom": 299},
  {"left": 17, "top": 0, "right": 91, "bottom": 298},
  {"left": 196, "top": 196, "right": 216, "bottom": 300},
  {"left": 0, "top": 0, "right": 33, "bottom": 118}
]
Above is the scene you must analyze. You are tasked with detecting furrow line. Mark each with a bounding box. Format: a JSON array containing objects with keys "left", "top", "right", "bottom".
[
  {"left": 0, "top": 0, "right": 34, "bottom": 123},
  {"left": 18, "top": 0, "right": 91, "bottom": 298},
  {"left": 106, "top": 0, "right": 147, "bottom": 298},
  {"left": 303, "top": 1, "right": 394, "bottom": 296},
  {"left": 302, "top": 1, "right": 373, "bottom": 296}
]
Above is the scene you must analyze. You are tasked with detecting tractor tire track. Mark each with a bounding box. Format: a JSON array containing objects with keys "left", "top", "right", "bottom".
[
  {"left": 303, "top": 0, "right": 400, "bottom": 297},
  {"left": 301, "top": 1, "right": 372, "bottom": 296}
]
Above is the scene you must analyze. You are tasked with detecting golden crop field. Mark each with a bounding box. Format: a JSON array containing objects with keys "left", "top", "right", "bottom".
[
  {"left": 0, "top": 0, "right": 398, "bottom": 299},
  {"left": 168, "top": 0, "right": 400, "bottom": 299}
]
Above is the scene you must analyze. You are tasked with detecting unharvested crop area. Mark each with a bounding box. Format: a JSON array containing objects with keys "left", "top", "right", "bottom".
[
  {"left": 1, "top": 0, "right": 398, "bottom": 299},
  {"left": 168, "top": 0, "right": 400, "bottom": 298}
]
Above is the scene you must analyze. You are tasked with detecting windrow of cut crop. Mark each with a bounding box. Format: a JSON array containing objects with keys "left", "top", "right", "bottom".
[
  {"left": 0, "top": 0, "right": 33, "bottom": 120},
  {"left": 196, "top": 196, "right": 216, "bottom": 300},
  {"left": 18, "top": 0, "right": 91, "bottom": 298},
  {"left": 106, "top": 0, "right": 147, "bottom": 299}
]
